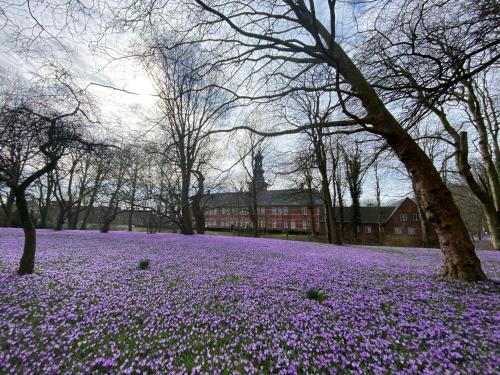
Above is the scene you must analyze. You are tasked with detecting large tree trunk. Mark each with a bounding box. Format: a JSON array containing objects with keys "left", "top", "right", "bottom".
[
  {"left": 330, "top": 42, "right": 486, "bottom": 281},
  {"left": 385, "top": 124, "right": 486, "bottom": 280},
  {"left": 15, "top": 188, "right": 36, "bottom": 275}
]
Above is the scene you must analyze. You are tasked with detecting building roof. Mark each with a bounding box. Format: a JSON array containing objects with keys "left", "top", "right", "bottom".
[
  {"left": 335, "top": 206, "right": 397, "bottom": 224},
  {"left": 204, "top": 192, "right": 413, "bottom": 224},
  {"left": 336, "top": 198, "right": 414, "bottom": 224},
  {"left": 204, "top": 189, "right": 323, "bottom": 208}
]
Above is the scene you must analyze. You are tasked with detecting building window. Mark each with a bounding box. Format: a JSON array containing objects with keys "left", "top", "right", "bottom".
[
  {"left": 394, "top": 227, "right": 402, "bottom": 235},
  {"left": 283, "top": 207, "right": 288, "bottom": 215},
  {"left": 302, "top": 207, "right": 308, "bottom": 215},
  {"left": 400, "top": 214, "right": 408, "bottom": 222},
  {"left": 303, "top": 220, "right": 307, "bottom": 229},
  {"left": 413, "top": 213, "right": 420, "bottom": 221},
  {"left": 272, "top": 207, "right": 277, "bottom": 215},
  {"left": 283, "top": 220, "right": 288, "bottom": 229},
  {"left": 277, "top": 207, "right": 283, "bottom": 215},
  {"left": 408, "top": 227, "right": 416, "bottom": 236},
  {"left": 365, "top": 226, "right": 372, "bottom": 233},
  {"left": 290, "top": 221, "right": 296, "bottom": 229},
  {"left": 272, "top": 219, "right": 276, "bottom": 228},
  {"left": 258, "top": 207, "right": 265, "bottom": 215},
  {"left": 259, "top": 220, "right": 264, "bottom": 228}
]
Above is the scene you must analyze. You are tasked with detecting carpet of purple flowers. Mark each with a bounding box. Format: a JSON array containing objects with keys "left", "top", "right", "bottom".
[{"left": 0, "top": 228, "right": 499, "bottom": 374}]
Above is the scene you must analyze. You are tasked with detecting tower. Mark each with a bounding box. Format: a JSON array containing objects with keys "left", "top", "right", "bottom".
[{"left": 251, "top": 151, "right": 268, "bottom": 191}]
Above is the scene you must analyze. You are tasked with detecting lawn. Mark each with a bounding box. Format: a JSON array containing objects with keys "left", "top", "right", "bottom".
[{"left": 0, "top": 228, "right": 498, "bottom": 374}]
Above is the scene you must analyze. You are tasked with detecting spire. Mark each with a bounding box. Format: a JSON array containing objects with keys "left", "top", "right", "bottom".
[{"left": 251, "top": 150, "right": 268, "bottom": 191}]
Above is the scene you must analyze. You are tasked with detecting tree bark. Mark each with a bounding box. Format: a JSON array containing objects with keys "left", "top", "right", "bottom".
[
  {"left": 431, "top": 105, "right": 500, "bottom": 251},
  {"left": 15, "top": 188, "right": 36, "bottom": 275},
  {"left": 385, "top": 125, "right": 486, "bottom": 280},
  {"left": 180, "top": 173, "right": 194, "bottom": 235},
  {"left": 335, "top": 177, "right": 345, "bottom": 243},
  {"left": 305, "top": 177, "right": 316, "bottom": 239},
  {"left": 330, "top": 42, "right": 486, "bottom": 280},
  {"left": 375, "top": 166, "right": 385, "bottom": 244},
  {"left": 483, "top": 206, "right": 500, "bottom": 250},
  {"left": 192, "top": 172, "right": 206, "bottom": 234},
  {"left": 413, "top": 181, "right": 431, "bottom": 248}
]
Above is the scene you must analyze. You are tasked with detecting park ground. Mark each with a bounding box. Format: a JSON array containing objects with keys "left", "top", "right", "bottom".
[{"left": 0, "top": 228, "right": 499, "bottom": 373}]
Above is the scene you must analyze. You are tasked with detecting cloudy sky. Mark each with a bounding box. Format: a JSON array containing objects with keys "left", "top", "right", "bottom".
[{"left": 0, "top": 0, "right": 413, "bottom": 203}]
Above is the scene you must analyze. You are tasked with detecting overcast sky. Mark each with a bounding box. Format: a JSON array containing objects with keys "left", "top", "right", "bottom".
[{"left": 0, "top": 0, "right": 413, "bottom": 204}]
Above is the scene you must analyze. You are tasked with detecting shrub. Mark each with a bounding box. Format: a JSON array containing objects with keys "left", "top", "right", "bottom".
[
  {"left": 305, "top": 288, "right": 326, "bottom": 302},
  {"left": 138, "top": 259, "right": 150, "bottom": 270}
]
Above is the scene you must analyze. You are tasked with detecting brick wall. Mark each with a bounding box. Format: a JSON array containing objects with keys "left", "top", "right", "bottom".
[{"left": 204, "top": 205, "right": 321, "bottom": 232}]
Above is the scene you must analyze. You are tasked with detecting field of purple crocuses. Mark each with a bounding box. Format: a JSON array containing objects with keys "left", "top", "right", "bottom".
[{"left": 0, "top": 228, "right": 499, "bottom": 374}]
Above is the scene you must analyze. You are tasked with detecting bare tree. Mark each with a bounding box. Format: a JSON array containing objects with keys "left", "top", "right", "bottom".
[
  {"left": 362, "top": 1, "right": 499, "bottom": 250},
  {"left": 0, "top": 79, "right": 91, "bottom": 274},
  {"left": 343, "top": 142, "right": 369, "bottom": 243},
  {"left": 112, "top": 0, "right": 490, "bottom": 280},
  {"left": 287, "top": 85, "right": 341, "bottom": 244},
  {"left": 143, "top": 39, "right": 228, "bottom": 234}
]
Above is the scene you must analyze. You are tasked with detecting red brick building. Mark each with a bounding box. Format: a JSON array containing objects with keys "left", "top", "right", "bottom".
[
  {"left": 337, "top": 198, "right": 438, "bottom": 246},
  {"left": 202, "top": 153, "right": 437, "bottom": 246},
  {"left": 203, "top": 189, "right": 323, "bottom": 233}
]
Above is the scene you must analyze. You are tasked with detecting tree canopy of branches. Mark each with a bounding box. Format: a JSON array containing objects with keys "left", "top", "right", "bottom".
[
  {"left": 111, "top": 0, "right": 495, "bottom": 280},
  {"left": 0, "top": 74, "right": 93, "bottom": 274},
  {"left": 143, "top": 40, "right": 228, "bottom": 234},
  {"left": 361, "top": 0, "right": 500, "bottom": 251}
]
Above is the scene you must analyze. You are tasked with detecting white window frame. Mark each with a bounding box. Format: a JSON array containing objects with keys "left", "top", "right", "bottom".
[
  {"left": 413, "top": 213, "right": 420, "bottom": 221},
  {"left": 400, "top": 214, "right": 408, "bottom": 222},
  {"left": 272, "top": 207, "right": 277, "bottom": 215},
  {"left": 365, "top": 226, "right": 372, "bottom": 233},
  {"left": 394, "top": 227, "right": 402, "bottom": 235},
  {"left": 283, "top": 207, "right": 288, "bottom": 215},
  {"left": 272, "top": 219, "right": 276, "bottom": 228},
  {"left": 303, "top": 220, "right": 307, "bottom": 229},
  {"left": 290, "top": 221, "right": 296, "bottom": 229},
  {"left": 408, "top": 227, "right": 416, "bottom": 236}
]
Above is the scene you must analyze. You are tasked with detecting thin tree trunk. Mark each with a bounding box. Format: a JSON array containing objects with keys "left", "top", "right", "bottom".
[
  {"left": 375, "top": 165, "right": 384, "bottom": 244},
  {"left": 413, "top": 182, "right": 431, "bottom": 248},
  {"left": 192, "top": 172, "right": 206, "bottom": 234},
  {"left": 15, "top": 188, "right": 36, "bottom": 275},
  {"left": 54, "top": 203, "right": 66, "bottom": 231},
  {"left": 1, "top": 189, "right": 15, "bottom": 227},
  {"left": 306, "top": 177, "right": 316, "bottom": 239},
  {"left": 180, "top": 173, "right": 194, "bottom": 235},
  {"left": 335, "top": 178, "right": 345, "bottom": 243},
  {"left": 483, "top": 206, "right": 500, "bottom": 250}
]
